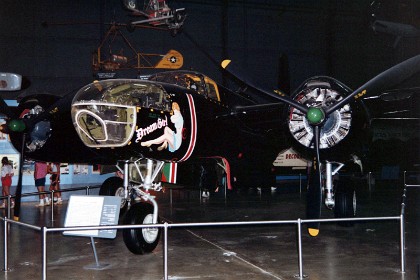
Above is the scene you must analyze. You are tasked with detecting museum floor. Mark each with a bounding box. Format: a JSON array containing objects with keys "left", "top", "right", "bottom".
[{"left": 0, "top": 179, "right": 419, "bottom": 280}]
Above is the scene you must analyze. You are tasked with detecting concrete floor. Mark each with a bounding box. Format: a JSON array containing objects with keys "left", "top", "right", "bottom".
[{"left": 0, "top": 179, "right": 419, "bottom": 280}]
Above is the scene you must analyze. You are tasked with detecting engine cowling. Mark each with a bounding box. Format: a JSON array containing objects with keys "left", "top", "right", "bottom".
[{"left": 288, "top": 77, "right": 353, "bottom": 149}]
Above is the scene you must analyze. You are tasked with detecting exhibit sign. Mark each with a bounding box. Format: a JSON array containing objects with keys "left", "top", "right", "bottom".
[
  {"left": 273, "top": 147, "right": 309, "bottom": 167},
  {"left": 64, "top": 195, "right": 121, "bottom": 238}
]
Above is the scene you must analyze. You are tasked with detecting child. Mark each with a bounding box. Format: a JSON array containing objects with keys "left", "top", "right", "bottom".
[{"left": 48, "top": 162, "right": 62, "bottom": 205}]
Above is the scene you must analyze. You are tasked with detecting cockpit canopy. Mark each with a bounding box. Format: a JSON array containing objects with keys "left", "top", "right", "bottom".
[
  {"left": 73, "top": 79, "right": 171, "bottom": 111},
  {"left": 148, "top": 71, "right": 220, "bottom": 101},
  {"left": 71, "top": 79, "right": 171, "bottom": 148}
]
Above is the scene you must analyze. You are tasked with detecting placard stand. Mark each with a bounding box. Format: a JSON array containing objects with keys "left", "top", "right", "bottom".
[
  {"left": 83, "top": 237, "right": 110, "bottom": 270},
  {"left": 63, "top": 195, "right": 122, "bottom": 270}
]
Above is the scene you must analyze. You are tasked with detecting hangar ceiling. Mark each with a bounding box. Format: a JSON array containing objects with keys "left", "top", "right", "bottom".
[{"left": 0, "top": 0, "right": 418, "bottom": 97}]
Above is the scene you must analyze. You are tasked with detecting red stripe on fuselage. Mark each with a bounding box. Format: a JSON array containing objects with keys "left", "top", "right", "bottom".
[
  {"left": 179, "top": 94, "right": 197, "bottom": 162},
  {"left": 170, "top": 162, "right": 177, "bottom": 183}
]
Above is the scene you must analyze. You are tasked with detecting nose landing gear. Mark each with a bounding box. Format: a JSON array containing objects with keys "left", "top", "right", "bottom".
[{"left": 99, "top": 158, "right": 165, "bottom": 254}]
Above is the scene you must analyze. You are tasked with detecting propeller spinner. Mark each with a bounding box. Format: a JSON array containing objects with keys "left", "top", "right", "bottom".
[{"left": 288, "top": 79, "right": 352, "bottom": 149}]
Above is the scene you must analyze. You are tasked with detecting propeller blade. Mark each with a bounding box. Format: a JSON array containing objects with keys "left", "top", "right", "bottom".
[
  {"left": 221, "top": 60, "right": 309, "bottom": 113},
  {"left": 13, "top": 133, "right": 26, "bottom": 221},
  {"left": 233, "top": 102, "right": 285, "bottom": 113},
  {"left": 306, "top": 125, "right": 322, "bottom": 236},
  {"left": 326, "top": 54, "right": 420, "bottom": 114}
]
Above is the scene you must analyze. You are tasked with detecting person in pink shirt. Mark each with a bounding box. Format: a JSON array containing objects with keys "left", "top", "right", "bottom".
[
  {"left": 1, "top": 157, "right": 14, "bottom": 208},
  {"left": 34, "top": 161, "right": 50, "bottom": 207}
]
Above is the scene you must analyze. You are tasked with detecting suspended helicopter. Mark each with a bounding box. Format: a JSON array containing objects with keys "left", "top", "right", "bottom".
[
  {"left": 122, "top": 0, "right": 186, "bottom": 36},
  {"left": 0, "top": 53, "right": 419, "bottom": 254}
]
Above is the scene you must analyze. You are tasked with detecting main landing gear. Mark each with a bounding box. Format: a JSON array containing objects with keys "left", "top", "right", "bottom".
[
  {"left": 323, "top": 161, "right": 357, "bottom": 224},
  {"left": 99, "top": 158, "right": 164, "bottom": 254}
]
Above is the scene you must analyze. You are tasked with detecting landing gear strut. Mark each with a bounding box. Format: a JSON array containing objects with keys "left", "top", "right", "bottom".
[
  {"left": 100, "top": 158, "right": 165, "bottom": 254},
  {"left": 323, "top": 161, "right": 357, "bottom": 222}
]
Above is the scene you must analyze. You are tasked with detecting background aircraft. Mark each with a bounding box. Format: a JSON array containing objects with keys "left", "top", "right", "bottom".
[
  {"left": 370, "top": 0, "right": 420, "bottom": 48},
  {"left": 0, "top": 53, "right": 419, "bottom": 253},
  {"left": 122, "top": 0, "right": 186, "bottom": 36}
]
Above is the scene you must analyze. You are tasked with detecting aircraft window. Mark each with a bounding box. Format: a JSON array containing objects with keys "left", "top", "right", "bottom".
[
  {"left": 206, "top": 83, "right": 218, "bottom": 100},
  {"left": 72, "top": 104, "right": 137, "bottom": 148},
  {"left": 204, "top": 77, "right": 220, "bottom": 101},
  {"left": 148, "top": 72, "right": 206, "bottom": 95},
  {"left": 103, "top": 82, "right": 170, "bottom": 111},
  {"left": 73, "top": 80, "right": 171, "bottom": 112},
  {"left": 76, "top": 111, "right": 107, "bottom": 141}
]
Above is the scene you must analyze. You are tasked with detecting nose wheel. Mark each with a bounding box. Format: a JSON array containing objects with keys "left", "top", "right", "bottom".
[
  {"left": 123, "top": 202, "right": 161, "bottom": 254},
  {"left": 115, "top": 159, "right": 164, "bottom": 254}
]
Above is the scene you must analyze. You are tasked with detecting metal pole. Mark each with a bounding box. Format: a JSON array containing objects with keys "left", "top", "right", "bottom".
[
  {"left": 400, "top": 213, "right": 406, "bottom": 273},
  {"left": 90, "top": 237, "right": 100, "bottom": 266},
  {"left": 124, "top": 161, "right": 129, "bottom": 200},
  {"left": 6, "top": 196, "right": 11, "bottom": 219},
  {"left": 2, "top": 218, "right": 8, "bottom": 272},
  {"left": 50, "top": 190, "right": 55, "bottom": 222},
  {"left": 297, "top": 218, "right": 304, "bottom": 279},
  {"left": 42, "top": 227, "right": 47, "bottom": 280},
  {"left": 164, "top": 222, "right": 168, "bottom": 280}
]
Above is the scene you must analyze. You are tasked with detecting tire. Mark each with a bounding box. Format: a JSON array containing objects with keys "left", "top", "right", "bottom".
[
  {"left": 99, "top": 176, "right": 127, "bottom": 215},
  {"left": 122, "top": 202, "right": 161, "bottom": 254},
  {"left": 334, "top": 180, "right": 356, "bottom": 227}
]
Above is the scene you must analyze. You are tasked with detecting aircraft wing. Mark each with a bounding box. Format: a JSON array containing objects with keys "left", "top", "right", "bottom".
[{"left": 363, "top": 87, "right": 420, "bottom": 120}]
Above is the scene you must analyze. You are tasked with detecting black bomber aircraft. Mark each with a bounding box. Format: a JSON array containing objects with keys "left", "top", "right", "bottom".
[{"left": 0, "top": 54, "right": 419, "bottom": 254}]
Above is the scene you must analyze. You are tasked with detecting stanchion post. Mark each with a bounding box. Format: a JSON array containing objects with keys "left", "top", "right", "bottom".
[
  {"left": 164, "top": 222, "right": 168, "bottom": 280},
  {"left": 297, "top": 218, "right": 304, "bottom": 279},
  {"left": 50, "top": 190, "right": 55, "bottom": 222},
  {"left": 2, "top": 218, "right": 8, "bottom": 272},
  {"left": 42, "top": 227, "right": 47, "bottom": 280},
  {"left": 400, "top": 213, "right": 406, "bottom": 273}
]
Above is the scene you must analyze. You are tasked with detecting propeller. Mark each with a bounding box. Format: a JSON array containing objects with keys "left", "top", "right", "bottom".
[
  {"left": 1, "top": 93, "right": 75, "bottom": 220},
  {"left": 0, "top": 98, "right": 26, "bottom": 220},
  {"left": 222, "top": 54, "right": 420, "bottom": 235},
  {"left": 221, "top": 60, "right": 309, "bottom": 114}
]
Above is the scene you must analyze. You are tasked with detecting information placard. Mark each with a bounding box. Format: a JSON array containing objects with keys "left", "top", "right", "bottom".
[{"left": 64, "top": 195, "right": 121, "bottom": 238}]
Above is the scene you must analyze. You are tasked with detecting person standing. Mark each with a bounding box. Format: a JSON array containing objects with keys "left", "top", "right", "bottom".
[
  {"left": 48, "top": 162, "right": 62, "bottom": 205},
  {"left": 34, "top": 161, "right": 50, "bottom": 207},
  {"left": 1, "top": 157, "right": 14, "bottom": 208}
]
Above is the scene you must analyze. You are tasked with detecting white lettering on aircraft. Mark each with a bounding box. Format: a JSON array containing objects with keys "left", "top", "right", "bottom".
[{"left": 135, "top": 116, "right": 168, "bottom": 143}]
